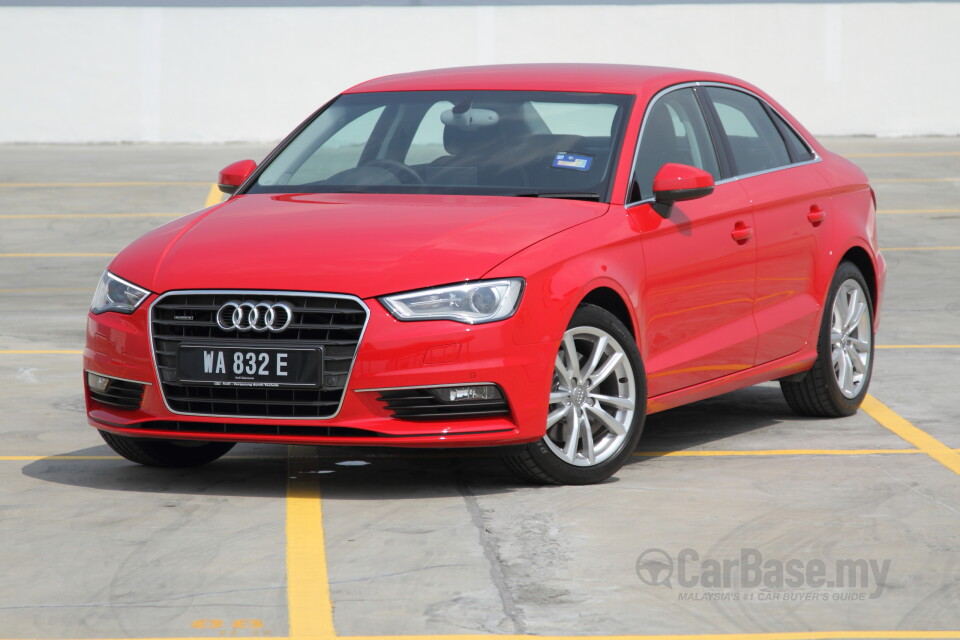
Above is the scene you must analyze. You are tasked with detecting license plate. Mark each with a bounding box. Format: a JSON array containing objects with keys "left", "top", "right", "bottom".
[{"left": 178, "top": 345, "right": 322, "bottom": 388}]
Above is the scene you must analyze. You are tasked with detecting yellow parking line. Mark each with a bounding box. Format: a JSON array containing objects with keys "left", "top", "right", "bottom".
[
  {"left": 878, "top": 209, "right": 960, "bottom": 214},
  {"left": 881, "top": 246, "right": 960, "bottom": 252},
  {"left": 0, "top": 181, "right": 208, "bottom": 187},
  {"left": 0, "top": 213, "right": 181, "bottom": 219},
  {"left": 862, "top": 395, "right": 960, "bottom": 477},
  {"left": 846, "top": 151, "right": 960, "bottom": 158},
  {"left": 205, "top": 183, "right": 223, "bottom": 207},
  {"left": 0, "top": 253, "right": 114, "bottom": 258},
  {"left": 279, "top": 442, "right": 960, "bottom": 640},
  {"left": 634, "top": 448, "right": 925, "bottom": 457},
  {"left": 0, "top": 633, "right": 957, "bottom": 640},
  {"left": 287, "top": 447, "right": 336, "bottom": 639}
]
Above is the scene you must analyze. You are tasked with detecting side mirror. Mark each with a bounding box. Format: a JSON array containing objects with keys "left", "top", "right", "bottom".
[
  {"left": 218, "top": 159, "right": 257, "bottom": 194},
  {"left": 652, "top": 163, "right": 715, "bottom": 207}
]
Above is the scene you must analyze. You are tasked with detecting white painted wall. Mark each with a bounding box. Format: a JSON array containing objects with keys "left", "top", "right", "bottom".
[{"left": 1, "top": 3, "right": 957, "bottom": 142}]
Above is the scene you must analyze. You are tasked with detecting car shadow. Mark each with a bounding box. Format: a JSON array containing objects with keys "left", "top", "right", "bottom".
[
  {"left": 20, "top": 446, "right": 289, "bottom": 498},
  {"left": 23, "top": 384, "right": 803, "bottom": 499},
  {"left": 19, "top": 442, "right": 522, "bottom": 500},
  {"left": 637, "top": 383, "right": 798, "bottom": 450}
]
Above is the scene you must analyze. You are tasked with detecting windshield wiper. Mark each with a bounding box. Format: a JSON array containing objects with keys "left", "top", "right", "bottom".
[{"left": 513, "top": 191, "right": 601, "bottom": 201}]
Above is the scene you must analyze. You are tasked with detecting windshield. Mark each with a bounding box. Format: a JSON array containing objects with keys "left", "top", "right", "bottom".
[{"left": 249, "top": 90, "right": 633, "bottom": 201}]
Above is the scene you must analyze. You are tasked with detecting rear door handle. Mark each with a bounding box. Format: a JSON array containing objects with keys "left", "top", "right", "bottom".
[
  {"left": 731, "top": 222, "right": 753, "bottom": 243},
  {"left": 807, "top": 205, "right": 826, "bottom": 225}
]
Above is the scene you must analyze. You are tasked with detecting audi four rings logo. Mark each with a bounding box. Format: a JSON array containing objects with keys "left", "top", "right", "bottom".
[{"left": 216, "top": 301, "right": 294, "bottom": 333}]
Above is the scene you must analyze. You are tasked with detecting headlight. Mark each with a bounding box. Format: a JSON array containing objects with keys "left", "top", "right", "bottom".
[
  {"left": 380, "top": 278, "right": 524, "bottom": 324},
  {"left": 90, "top": 271, "right": 151, "bottom": 315}
]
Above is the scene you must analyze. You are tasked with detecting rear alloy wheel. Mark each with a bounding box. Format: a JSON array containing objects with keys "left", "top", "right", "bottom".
[
  {"left": 504, "top": 305, "right": 646, "bottom": 485},
  {"left": 99, "top": 430, "right": 235, "bottom": 467},
  {"left": 781, "top": 261, "right": 875, "bottom": 417}
]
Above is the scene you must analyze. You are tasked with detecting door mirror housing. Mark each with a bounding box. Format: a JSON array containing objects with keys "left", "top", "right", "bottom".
[
  {"left": 652, "top": 163, "right": 715, "bottom": 206},
  {"left": 218, "top": 159, "right": 257, "bottom": 194}
]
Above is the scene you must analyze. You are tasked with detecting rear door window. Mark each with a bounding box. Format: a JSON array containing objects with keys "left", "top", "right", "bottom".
[{"left": 705, "top": 87, "right": 792, "bottom": 176}]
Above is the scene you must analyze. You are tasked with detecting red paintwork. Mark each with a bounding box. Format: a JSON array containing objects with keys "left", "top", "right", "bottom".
[
  {"left": 108, "top": 194, "right": 607, "bottom": 299},
  {"left": 87, "top": 303, "right": 558, "bottom": 448},
  {"left": 85, "top": 64, "right": 885, "bottom": 448},
  {"left": 218, "top": 159, "right": 257, "bottom": 189},
  {"left": 652, "top": 163, "right": 715, "bottom": 197},
  {"left": 631, "top": 180, "right": 758, "bottom": 395}
]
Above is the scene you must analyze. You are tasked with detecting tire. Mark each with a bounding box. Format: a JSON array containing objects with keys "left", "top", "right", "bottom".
[
  {"left": 503, "top": 304, "right": 646, "bottom": 485},
  {"left": 99, "top": 430, "right": 235, "bottom": 467},
  {"left": 780, "top": 261, "right": 875, "bottom": 417}
]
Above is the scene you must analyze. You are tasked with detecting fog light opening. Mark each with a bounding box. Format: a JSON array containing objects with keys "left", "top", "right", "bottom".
[
  {"left": 87, "top": 372, "right": 111, "bottom": 393},
  {"left": 427, "top": 384, "right": 504, "bottom": 404}
]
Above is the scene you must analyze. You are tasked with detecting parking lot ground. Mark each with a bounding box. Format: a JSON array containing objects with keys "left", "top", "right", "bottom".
[
  {"left": 1, "top": 138, "right": 959, "bottom": 640},
  {"left": 4, "top": 456, "right": 289, "bottom": 638}
]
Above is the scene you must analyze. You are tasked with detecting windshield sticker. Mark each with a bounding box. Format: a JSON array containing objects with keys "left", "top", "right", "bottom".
[{"left": 552, "top": 152, "right": 593, "bottom": 172}]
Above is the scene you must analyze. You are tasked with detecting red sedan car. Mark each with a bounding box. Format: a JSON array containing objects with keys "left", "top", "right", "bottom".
[{"left": 84, "top": 64, "right": 884, "bottom": 484}]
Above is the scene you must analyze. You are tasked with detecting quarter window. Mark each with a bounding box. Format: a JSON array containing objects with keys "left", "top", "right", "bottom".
[
  {"left": 770, "top": 110, "right": 815, "bottom": 163},
  {"left": 705, "top": 87, "right": 791, "bottom": 176},
  {"left": 633, "top": 88, "right": 720, "bottom": 201}
]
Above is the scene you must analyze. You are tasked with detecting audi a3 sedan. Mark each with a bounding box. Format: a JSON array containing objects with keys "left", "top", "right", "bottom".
[{"left": 84, "top": 64, "right": 884, "bottom": 484}]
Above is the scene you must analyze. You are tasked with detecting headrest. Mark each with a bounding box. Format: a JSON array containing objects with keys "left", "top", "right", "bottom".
[{"left": 443, "top": 125, "right": 497, "bottom": 156}]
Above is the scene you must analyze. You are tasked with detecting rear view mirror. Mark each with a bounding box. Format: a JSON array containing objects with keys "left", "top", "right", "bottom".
[
  {"left": 440, "top": 105, "right": 499, "bottom": 131},
  {"left": 652, "top": 163, "right": 715, "bottom": 207},
  {"left": 218, "top": 159, "right": 257, "bottom": 194}
]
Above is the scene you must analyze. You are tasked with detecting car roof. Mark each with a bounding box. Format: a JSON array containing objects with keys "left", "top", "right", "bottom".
[{"left": 344, "top": 64, "right": 750, "bottom": 96}]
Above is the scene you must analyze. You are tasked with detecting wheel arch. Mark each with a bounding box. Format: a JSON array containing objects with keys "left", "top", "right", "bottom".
[
  {"left": 580, "top": 286, "right": 637, "bottom": 339},
  {"left": 838, "top": 245, "right": 879, "bottom": 314}
]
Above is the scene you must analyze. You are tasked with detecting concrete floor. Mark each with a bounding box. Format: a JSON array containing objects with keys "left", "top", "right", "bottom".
[{"left": 0, "top": 138, "right": 958, "bottom": 640}]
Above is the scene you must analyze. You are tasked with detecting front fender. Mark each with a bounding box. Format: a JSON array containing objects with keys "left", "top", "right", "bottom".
[{"left": 485, "top": 211, "right": 645, "bottom": 350}]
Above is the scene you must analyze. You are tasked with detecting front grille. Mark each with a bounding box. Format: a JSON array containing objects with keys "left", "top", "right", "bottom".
[
  {"left": 90, "top": 378, "right": 145, "bottom": 410},
  {"left": 151, "top": 291, "right": 367, "bottom": 418},
  {"left": 378, "top": 388, "right": 509, "bottom": 420}
]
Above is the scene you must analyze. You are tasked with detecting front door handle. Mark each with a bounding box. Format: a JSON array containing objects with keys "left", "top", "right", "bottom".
[{"left": 731, "top": 222, "right": 753, "bottom": 243}]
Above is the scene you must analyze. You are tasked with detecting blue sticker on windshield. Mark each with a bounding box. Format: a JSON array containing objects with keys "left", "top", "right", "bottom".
[{"left": 552, "top": 152, "right": 593, "bottom": 172}]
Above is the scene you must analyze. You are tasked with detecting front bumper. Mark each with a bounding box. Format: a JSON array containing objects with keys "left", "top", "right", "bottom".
[{"left": 84, "top": 294, "right": 556, "bottom": 448}]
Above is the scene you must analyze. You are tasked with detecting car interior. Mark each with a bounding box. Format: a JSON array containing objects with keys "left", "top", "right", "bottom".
[{"left": 300, "top": 96, "right": 620, "bottom": 196}]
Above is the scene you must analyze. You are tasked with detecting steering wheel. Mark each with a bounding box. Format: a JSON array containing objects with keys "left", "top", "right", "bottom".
[{"left": 363, "top": 159, "right": 423, "bottom": 184}]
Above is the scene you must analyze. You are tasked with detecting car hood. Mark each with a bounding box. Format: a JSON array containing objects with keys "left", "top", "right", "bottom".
[{"left": 110, "top": 193, "right": 608, "bottom": 299}]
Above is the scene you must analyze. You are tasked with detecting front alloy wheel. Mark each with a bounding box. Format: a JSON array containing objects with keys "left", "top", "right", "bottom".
[
  {"left": 503, "top": 305, "right": 646, "bottom": 484},
  {"left": 544, "top": 326, "right": 636, "bottom": 466}
]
